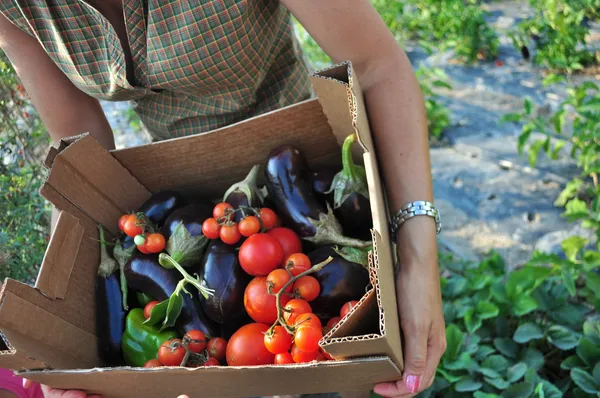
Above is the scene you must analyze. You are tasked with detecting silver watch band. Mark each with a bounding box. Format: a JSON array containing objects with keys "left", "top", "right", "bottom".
[{"left": 390, "top": 200, "right": 442, "bottom": 241}]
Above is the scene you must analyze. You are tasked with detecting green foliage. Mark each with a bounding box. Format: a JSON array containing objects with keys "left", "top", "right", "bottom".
[
  {"left": 510, "top": 0, "right": 599, "bottom": 72},
  {"left": 415, "top": 67, "right": 453, "bottom": 139},
  {"left": 0, "top": 51, "right": 51, "bottom": 283}
]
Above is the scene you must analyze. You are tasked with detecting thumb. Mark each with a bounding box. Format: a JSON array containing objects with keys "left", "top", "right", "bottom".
[{"left": 402, "top": 328, "right": 429, "bottom": 394}]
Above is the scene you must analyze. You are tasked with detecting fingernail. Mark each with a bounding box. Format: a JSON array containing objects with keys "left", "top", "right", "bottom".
[{"left": 404, "top": 375, "right": 421, "bottom": 393}]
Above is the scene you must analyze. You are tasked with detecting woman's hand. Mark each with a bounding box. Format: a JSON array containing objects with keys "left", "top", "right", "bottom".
[{"left": 24, "top": 379, "right": 189, "bottom": 398}]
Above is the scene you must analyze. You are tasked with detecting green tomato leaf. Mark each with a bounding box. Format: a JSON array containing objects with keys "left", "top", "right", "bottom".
[
  {"left": 455, "top": 376, "right": 482, "bottom": 392},
  {"left": 444, "top": 324, "right": 464, "bottom": 363},
  {"left": 563, "top": 198, "right": 589, "bottom": 222},
  {"left": 436, "top": 368, "right": 463, "bottom": 383},
  {"left": 561, "top": 355, "right": 585, "bottom": 370},
  {"left": 514, "top": 295, "right": 538, "bottom": 316},
  {"left": 514, "top": 322, "right": 544, "bottom": 343},
  {"left": 547, "top": 325, "right": 580, "bottom": 350},
  {"left": 491, "top": 283, "right": 509, "bottom": 304},
  {"left": 561, "top": 269, "right": 577, "bottom": 297},
  {"left": 464, "top": 308, "right": 483, "bottom": 333},
  {"left": 443, "top": 276, "right": 468, "bottom": 298},
  {"left": 166, "top": 222, "right": 209, "bottom": 268},
  {"left": 483, "top": 355, "right": 510, "bottom": 372},
  {"left": 571, "top": 368, "right": 600, "bottom": 394},
  {"left": 445, "top": 352, "right": 475, "bottom": 371},
  {"left": 519, "top": 348, "right": 545, "bottom": 371},
  {"left": 161, "top": 292, "right": 184, "bottom": 331},
  {"left": 485, "top": 377, "right": 510, "bottom": 390},
  {"left": 554, "top": 178, "right": 584, "bottom": 207},
  {"left": 577, "top": 337, "right": 600, "bottom": 366},
  {"left": 501, "top": 382, "right": 534, "bottom": 398},
  {"left": 562, "top": 236, "right": 588, "bottom": 262},
  {"left": 524, "top": 98, "right": 534, "bottom": 115},
  {"left": 528, "top": 140, "right": 545, "bottom": 167},
  {"left": 550, "top": 303, "right": 590, "bottom": 327},
  {"left": 582, "top": 251, "right": 600, "bottom": 271},
  {"left": 507, "top": 362, "right": 528, "bottom": 383},
  {"left": 494, "top": 338, "right": 519, "bottom": 359},
  {"left": 142, "top": 299, "right": 169, "bottom": 326},
  {"left": 535, "top": 380, "right": 564, "bottom": 398},
  {"left": 477, "top": 367, "right": 502, "bottom": 379},
  {"left": 475, "top": 345, "right": 496, "bottom": 361},
  {"left": 477, "top": 301, "right": 500, "bottom": 319}
]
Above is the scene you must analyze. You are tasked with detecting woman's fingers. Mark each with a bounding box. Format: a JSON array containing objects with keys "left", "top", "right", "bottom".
[
  {"left": 41, "top": 384, "right": 89, "bottom": 398},
  {"left": 420, "top": 326, "right": 447, "bottom": 391}
]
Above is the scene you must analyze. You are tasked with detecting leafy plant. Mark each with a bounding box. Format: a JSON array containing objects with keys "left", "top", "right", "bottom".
[{"left": 416, "top": 67, "right": 453, "bottom": 139}]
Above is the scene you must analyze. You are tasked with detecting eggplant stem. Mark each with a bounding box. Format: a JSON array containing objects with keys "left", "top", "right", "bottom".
[
  {"left": 341, "top": 133, "right": 360, "bottom": 181},
  {"left": 97, "top": 225, "right": 119, "bottom": 278},
  {"left": 273, "top": 256, "right": 334, "bottom": 335},
  {"left": 222, "top": 164, "right": 263, "bottom": 205},
  {"left": 159, "top": 253, "right": 215, "bottom": 299}
]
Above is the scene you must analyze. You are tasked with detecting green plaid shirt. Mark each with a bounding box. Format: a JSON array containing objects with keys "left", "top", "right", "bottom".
[{"left": 1, "top": 0, "right": 313, "bottom": 141}]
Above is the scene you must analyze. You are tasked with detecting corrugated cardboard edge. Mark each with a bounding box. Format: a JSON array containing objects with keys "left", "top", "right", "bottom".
[{"left": 310, "top": 62, "right": 403, "bottom": 371}]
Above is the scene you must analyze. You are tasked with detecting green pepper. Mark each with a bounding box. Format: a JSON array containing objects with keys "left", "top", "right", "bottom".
[
  {"left": 121, "top": 308, "right": 178, "bottom": 367},
  {"left": 136, "top": 292, "right": 154, "bottom": 307}
]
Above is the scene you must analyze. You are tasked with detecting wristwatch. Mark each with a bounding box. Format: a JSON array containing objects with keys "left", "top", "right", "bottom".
[{"left": 389, "top": 200, "right": 442, "bottom": 241}]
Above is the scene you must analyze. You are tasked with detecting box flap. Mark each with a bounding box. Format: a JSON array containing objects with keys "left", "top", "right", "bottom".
[{"left": 0, "top": 340, "right": 48, "bottom": 372}]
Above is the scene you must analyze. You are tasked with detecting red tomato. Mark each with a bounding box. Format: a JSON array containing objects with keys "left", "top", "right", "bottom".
[
  {"left": 202, "top": 218, "right": 221, "bottom": 239},
  {"left": 294, "top": 313, "right": 322, "bottom": 329},
  {"left": 123, "top": 214, "right": 143, "bottom": 237},
  {"left": 145, "top": 233, "right": 166, "bottom": 253},
  {"left": 266, "top": 227, "right": 302, "bottom": 262},
  {"left": 315, "top": 351, "right": 326, "bottom": 361},
  {"left": 325, "top": 316, "right": 341, "bottom": 332},
  {"left": 293, "top": 276, "right": 320, "bottom": 302},
  {"left": 213, "top": 202, "right": 233, "bottom": 221},
  {"left": 158, "top": 339, "right": 186, "bottom": 366},
  {"left": 340, "top": 300, "right": 359, "bottom": 318},
  {"left": 184, "top": 330, "right": 206, "bottom": 353},
  {"left": 266, "top": 269, "right": 292, "bottom": 294},
  {"left": 226, "top": 323, "right": 275, "bottom": 366},
  {"left": 283, "top": 299, "right": 312, "bottom": 326},
  {"left": 283, "top": 253, "right": 311, "bottom": 277},
  {"left": 274, "top": 352, "right": 295, "bottom": 365},
  {"left": 291, "top": 343, "right": 318, "bottom": 363},
  {"left": 259, "top": 208, "right": 279, "bottom": 230},
  {"left": 143, "top": 359, "right": 162, "bottom": 368},
  {"left": 143, "top": 301, "right": 160, "bottom": 319},
  {"left": 264, "top": 326, "right": 293, "bottom": 355},
  {"left": 239, "top": 233, "right": 284, "bottom": 276},
  {"left": 220, "top": 223, "right": 241, "bottom": 245},
  {"left": 137, "top": 243, "right": 151, "bottom": 254},
  {"left": 244, "top": 277, "right": 291, "bottom": 324},
  {"left": 118, "top": 214, "right": 130, "bottom": 233},
  {"left": 294, "top": 325, "right": 322, "bottom": 353},
  {"left": 239, "top": 216, "right": 261, "bottom": 237},
  {"left": 320, "top": 346, "right": 335, "bottom": 360},
  {"left": 203, "top": 357, "right": 220, "bottom": 366},
  {"left": 207, "top": 337, "right": 227, "bottom": 363}
]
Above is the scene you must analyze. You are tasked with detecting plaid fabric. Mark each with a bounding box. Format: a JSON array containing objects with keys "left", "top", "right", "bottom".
[{"left": 1, "top": 0, "right": 313, "bottom": 140}]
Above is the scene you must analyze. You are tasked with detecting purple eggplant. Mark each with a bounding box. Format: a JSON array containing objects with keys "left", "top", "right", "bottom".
[
  {"left": 124, "top": 252, "right": 219, "bottom": 337},
  {"left": 162, "top": 203, "right": 213, "bottom": 241},
  {"left": 312, "top": 169, "right": 336, "bottom": 201},
  {"left": 138, "top": 190, "right": 184, "bottom": 227},
  {"left": 95, "top": 226, "right": 126, "bottom": 366},
  {"left": 223, "top": 165, "right": 264, "bottom": 222},
  {"left": 264, "top": 145, "right": 370, "bottom": 248},
  {"left": 307, "top": 246, "right": 369, "bottom": 319}
]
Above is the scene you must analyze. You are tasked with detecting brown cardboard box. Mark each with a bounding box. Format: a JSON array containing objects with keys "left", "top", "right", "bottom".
[{"left": 0, "top": 62, "right": 403, "bottom": 397}]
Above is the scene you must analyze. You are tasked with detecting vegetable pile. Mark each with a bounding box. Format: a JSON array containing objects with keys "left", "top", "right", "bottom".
[{"left": 95, "top": 134, "right": 374, "bottom": 368}]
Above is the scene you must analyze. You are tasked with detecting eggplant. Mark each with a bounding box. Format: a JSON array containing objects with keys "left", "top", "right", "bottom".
[
  {"left": 223, "top": 165, "right": 264, "bottom": 222},
  {"left": 264, "top": 145, "right": 370, "bottom": 248},
  {"left": 312, "top": 169, "right": 336, "bottom": 201},
  {"left": 327, "top": 134, "right": 373, "bottom": 240},
  {"left": 124, "top": 252, "right": 220, "bottom": 337},
  {"left": 138, "top": 190, "right": 184, "bottom": 227},
  {"left": 95, "top": 226, "right": 126, "bottom": 366},
  {"left": 221, "top": 312, "right": 253, "bottom": 340},
  {"left": 162, "top": 203, "right": 213, "bottom": 241},
  {"left": 198, "top": 241, "right": 252, "bottom": 323},
  {"left": 307, "top": 246, "right": 370, "bottom": 319}
]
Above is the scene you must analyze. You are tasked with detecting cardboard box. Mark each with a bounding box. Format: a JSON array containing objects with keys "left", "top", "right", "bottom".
[{"left": 0, "top": 62, "right": 403, "bottom": 397}]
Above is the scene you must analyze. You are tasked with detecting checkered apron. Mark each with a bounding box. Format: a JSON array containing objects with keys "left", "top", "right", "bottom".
[{"left": 1, "top": 0, "right": 313, "bottom": 141}]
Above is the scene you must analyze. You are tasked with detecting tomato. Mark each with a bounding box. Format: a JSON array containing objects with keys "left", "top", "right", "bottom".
[
  {"left": 244, "top": 277, "right": 291, "bottom": 324},
  {"left": 340, "top": 300, "right": 359, "bottom": 318},
  {"left": 143, "top": 300, "right": 160, "bottom": 319},
  {"left": 283, "top": 253, "right": 311, "bottom": 277},
  {"left": 291, "top": 343, "right": 318, "bottom": 363},
  {"left": 315, "top": 351, "right": 326, "bottom": 361},
  {"left": 145, "top": 233, "right": 166, "bottom": 253},
  {"left": 239, "top": 233, "right": 284, "bottom": 276},
  {"left": 294, "top": 325, "right": 322, "bottom": 353},
  {"left": 184, "top": 330, "right": 206, "bottom": 353},
  {"left": 264, "top": 326, "right": 293, "bottom": 355},
  {"left": 320, "top": 346, "right": 335, "bottom": 360},
  {"left": 274, "top": 352, "right": 295, "bottom": 365},
  {"left": 158, "top": 339, "right": 186, "bottom": 366},
  {"left": 283, "top": 299, "right": 312, "bottom": 326},
  {"left": 137, "top": 243, "right": 150, "bottom": 254},
  {"left": 123, "top": 214, "right": 143, "bottom": 237},
  {"left": 325, "top": 316, "right": 341, "bottom": 332},
  {"left": 220, "top": 223, "right": 241, "bottom": 245},
  {"left": 202, "top": 218, "right": 221, "bottom": 239},
  {"left": 118, "top": 214, "right": 130, "bottom": 233},
  {"left": 293, "top": 276, "right": 320, "bottom": 302},
  {"left": 239, "top": 216, "right": 261, "bottom": 237},
  {"left": 206, "top": 337, "right": 227, "bottom": 363},
  {"left": 143, "top": 359, "right": 162, "bottom": 368},
  {"left": 266, "top": 269, "right": 292, "bottom": 294},
  {"left": 213, "top": 202, "right": 233, "bottom": 221},
  {"left": 294, "top": 313, "right": 322, "bottom": 329},
  {"left": 226, "top": 323, "right": 275, "bottom": 366},
  {"left": 203, "top": 357, "right": 220, "bottom": 366},
  {"left": 266, "top": 227, "right": 301, "bottom": 262},
  {"left": 259, "top": 208, "right": 279, "bottom": 230}
]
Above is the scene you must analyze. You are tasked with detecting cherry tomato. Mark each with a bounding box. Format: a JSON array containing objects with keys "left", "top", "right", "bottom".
[
  {"left": 244, "top": 277, "right": 291, "bottom": 324},
  {"left": 291, "top": 343, "right": 318, "bottom": 363},
  {"left": 325, "top": 316, "right": 341, "bottom": 332},
  {"left": 137, "top": 243, "right": 151, "bottom": 254},
  {"left": 207, "top": 337, "right": 227, "bottom": 363},
  {"left": 145, "top": 233, "right": 166, "bottom": 253},
  {"left": 220, "top": 223, "right": 241, "bottom": 245},
  {"left": 266, "top": 269, "right": 292, "bottom": 294},
  {"left": 118, "top": 214, "right": 130, "bottom": 233},
  {"left": 274, "top": 352, "right": 295, "bottom": 365},
  {"left": 226, "top": 323, "right": 275, "bottom": 366},
  {"left": 123, "top": 214, "right": 143, "bottom": 237},
  {"left": 320, "top": 346, "right": 335, "bottom": 360},
  {"left": 202, "top": 218, "right": 221, "bottom": 239},
  {"left": 294, "top": 313, "right": 322, "bottom": 329},
  {"left": 203, "top": 357, "right": 220, "bottom": 366},
  {"left": 134, "top": 234, "right": 146, "bottom": 246},
  {"left": 266, "top": 227, "right": 302, "bottom": 262},
  {"left": 239, "top": 233, "right": 284, "bottom": 276},
  {"left": 238, "top": 216, "right": 261, "bottom": 237},
  {"left": 143, "top": 300, "right": 160, "bottom": 319},
  {"left": 264, "top": 326, "right": 293, "bottom": 355},
  {"left": 259, "top": 208, "right": 279, "bottom": 230},
  {"left": 293, "top": 276, "right": 320, "bottom": 302},
  {"left": 294, "top": 325, "right": 322, "bottom": 353},
  {"left": 184, "top": 330, "right": 206, "bottom": 353},
  {"left": 213, "top": 202, "right": 233, "bottom": 221},
  {"left": 143, "top": 359, "right": 162, "bottom": 368},
  {"left": 158, "top": 339, "right": 186, "bottom": 366},
  {"left": 315, "top": 351, "right": 326, "bottom": 361},
  {"left": 283, "top": 253, "right": 311, "bottom": 277},
  {"left": 340, "top": 300, "right": 359, "bottom": 318},
  {"left": 283, "top": 299, "right": 312, "bottom": 326}
]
